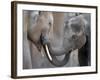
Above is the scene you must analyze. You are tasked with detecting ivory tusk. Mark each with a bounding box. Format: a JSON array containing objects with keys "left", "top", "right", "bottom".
[{"left": 45, "top": 45, "right": 52, "bottom": 61}]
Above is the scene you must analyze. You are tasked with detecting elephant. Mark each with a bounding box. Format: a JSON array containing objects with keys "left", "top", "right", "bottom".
[{"left": 23, "top": 11, "right": 89, "bottom": 69}]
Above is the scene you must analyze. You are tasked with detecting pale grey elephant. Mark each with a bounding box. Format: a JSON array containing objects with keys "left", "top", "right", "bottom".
[{"left": 23, "top": 11, "right": 90, "bottom": 69}]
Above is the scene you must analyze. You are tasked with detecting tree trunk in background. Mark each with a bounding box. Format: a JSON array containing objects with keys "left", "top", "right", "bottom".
[{"left": 52, "top": 13, "right": 65, "bottom": 47}]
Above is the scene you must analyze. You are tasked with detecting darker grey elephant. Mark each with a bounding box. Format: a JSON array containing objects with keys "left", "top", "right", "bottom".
[{"left": 24, "top": 11, "right": 88, "bottom": 69}]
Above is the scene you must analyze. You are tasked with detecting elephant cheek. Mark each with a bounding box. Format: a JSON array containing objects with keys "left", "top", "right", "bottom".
[{"left": 63, "top": 39, "right": 74, "bottom": 52}]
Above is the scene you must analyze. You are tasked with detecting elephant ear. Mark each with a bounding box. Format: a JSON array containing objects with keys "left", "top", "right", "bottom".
[{"left": 27, "top": 11, "right": 43, "bottom": 52}]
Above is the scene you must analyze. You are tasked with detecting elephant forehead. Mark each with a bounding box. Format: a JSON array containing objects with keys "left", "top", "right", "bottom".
[
  {"left": 70, "top": 23, "right": 83, "bottom": 33},
  {"left": 39, "top": 12, "right": 53, "bottom": 22},
  {"left": 68, "top": 16, "right": 85, "bottom": 33}
]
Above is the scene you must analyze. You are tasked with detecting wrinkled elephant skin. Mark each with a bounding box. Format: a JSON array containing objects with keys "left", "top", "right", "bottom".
[{"left": 23, "top": 11, "right": 88, "bottom": 68}]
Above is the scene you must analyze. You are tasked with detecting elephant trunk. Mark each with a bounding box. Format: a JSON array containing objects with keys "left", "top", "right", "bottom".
[
  {"left": 43, "top": 44, "right": 71, "bottom": 67},
  {"left": 47, "top": 43, "right": 70, "bottom": 56}
]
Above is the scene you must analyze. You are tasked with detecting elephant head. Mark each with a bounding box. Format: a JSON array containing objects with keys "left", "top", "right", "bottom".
[
  {"left": 28, "top": 11, "right": 53, "bottom": 51},
  {"left": 28, "top": 12, "right": 86, "bottom": 67}
]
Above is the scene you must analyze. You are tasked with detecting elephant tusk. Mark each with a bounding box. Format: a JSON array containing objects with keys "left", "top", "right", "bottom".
[
  {"left": 45, "top": 44, "right": 52, "bottom": 61},
  {"left": 43, "top": 44, "right": 71, "bottom": 66}
]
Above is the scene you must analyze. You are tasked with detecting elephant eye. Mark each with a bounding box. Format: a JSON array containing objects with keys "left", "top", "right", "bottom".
[
  {"left": 72, "top": 35, "right": 78, "bottom": 40},
  {"left": 48, "top": 22, "right": 52, "bottom": 26}
]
